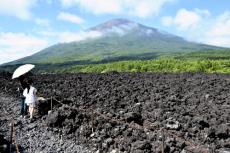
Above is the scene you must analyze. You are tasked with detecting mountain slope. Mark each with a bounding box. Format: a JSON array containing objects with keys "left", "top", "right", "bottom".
[{"left": 4, "top": 18, "right": 223, "bottom": 65}]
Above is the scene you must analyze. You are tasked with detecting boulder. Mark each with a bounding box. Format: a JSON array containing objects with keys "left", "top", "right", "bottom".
[
  {"left": 46, "top": 111, "right": 64, "bottom": 127},
  {"left": 124, "top": 112, "right": 143, "bottom": 124},
  {"left": 165, "top": 118, "right": 180, "bottom": 130}
]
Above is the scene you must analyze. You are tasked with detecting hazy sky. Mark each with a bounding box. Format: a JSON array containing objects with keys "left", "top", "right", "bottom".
[{"left": 0, "top": 0, "right": 230, "bottom": 64}]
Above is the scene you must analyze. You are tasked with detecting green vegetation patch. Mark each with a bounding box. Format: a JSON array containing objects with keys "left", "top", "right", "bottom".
[{"left": 55, "top": 58, "right": 230, "bottom": 74}]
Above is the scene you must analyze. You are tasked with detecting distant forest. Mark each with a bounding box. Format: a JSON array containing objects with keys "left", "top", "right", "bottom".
[{"left": 1, "top": 50, "right": 230, "bottom": 74}]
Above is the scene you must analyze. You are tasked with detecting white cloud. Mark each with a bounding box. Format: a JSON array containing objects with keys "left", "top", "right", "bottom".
[
  {"left": 77, "top": 0, "right": 121, "bottom": 15},
  {"left": 161, "top": 9, "right": 205, "bottom": 30},
  {"left": 204, "top": 11, "right": 230, "bottom": 47},
  {"left": 161, "top": 16, "right": 173, "bottom": 26},
  {"left": 46, "top": 0, "right": 54, "bottom": 4},
  {"left": 204, "top": 37, "right": 230, "bottom": 47},
  {"left": 174, "top": 9, "right": 201, "bottom": 30},
  {"left": 194, "top": 8, "right": 211, "bottom": 17},
  {"left": 128, "top": 0, "right": 174, "bottom": 18},
  {"left": 0, "top": 32, "right": 48, "bottom": 64},
  {"left": 161, "top": 9, "right": 230, "bottom": 47},
  {"left": 35, "top": 18, "right": 50, "bottom": 27},
  {"left": 60, "top": 0, "right": 76, "bottom": 7},
  {"left": 60, "top": 0, "right": 122, "bottom": 14},
  {"left": 37, "top": 29, "right": 103, "bottom": 43},
  {"left": 58, "top": 30, "right": 102, "bottom": 42},
  {"left": 208, "top": 12, "right": 230, "bottom": 37},
  {"left": 59, "top": 0, "right": 175, "bottom": 18},
  {"left": 57, "top": 12, "right": 85, "bottom": 24},
  {"left": 0, "top": 0, "right": 36, "bottom": 20}
]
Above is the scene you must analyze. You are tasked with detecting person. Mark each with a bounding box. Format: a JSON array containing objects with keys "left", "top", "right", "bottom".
[
  {"left": 23, "top": 79, "right": 37, "bottom": 122},
  {"left": 18, "top": 76, "right": 28, "bottom": 118}
]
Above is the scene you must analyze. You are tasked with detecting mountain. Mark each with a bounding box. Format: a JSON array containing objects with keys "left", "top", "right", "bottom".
[{"left": 3, "top": 18, "right": 223, "bottom": 65}]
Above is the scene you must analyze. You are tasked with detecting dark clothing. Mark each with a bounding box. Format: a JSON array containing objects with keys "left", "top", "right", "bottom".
[{"left": 20, "top": 97, "right": 28, "bottom": 116}]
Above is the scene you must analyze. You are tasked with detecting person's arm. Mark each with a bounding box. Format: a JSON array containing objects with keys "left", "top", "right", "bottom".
[
  {"left": 34, "top": 88, "right": 37, "bottom": 96},
  {"left": 33, "top": 88, "right": 37, "bottom": 103},
  {"left": 23, "top": 88, "right": 27, "bottom": 97}
]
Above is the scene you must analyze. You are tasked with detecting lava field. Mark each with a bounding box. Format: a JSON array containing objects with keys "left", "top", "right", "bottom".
[{"left": 0, "top": 72, "right": 230, "bottom": 153}]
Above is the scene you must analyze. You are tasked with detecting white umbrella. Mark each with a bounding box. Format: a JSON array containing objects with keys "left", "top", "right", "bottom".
[{"left": 12, "top": 64, "right": 35, "bottom": 79}]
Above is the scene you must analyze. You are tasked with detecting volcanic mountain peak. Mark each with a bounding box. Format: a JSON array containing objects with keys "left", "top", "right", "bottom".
[
  {"left": 2, "top": 18, "right": 223, "bottom": 66},
  {"left": 90, "top": 18, "right": 137, "bottom": 30},
  {"left": 89, "top": 18, "right": 161, "bottom": 37},
  {"left": 100, "top": 18, "right": 135, "bottom": 26}
]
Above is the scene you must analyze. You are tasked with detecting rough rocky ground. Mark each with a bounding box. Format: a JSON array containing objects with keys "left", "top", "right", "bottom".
[
  {"left": 0, "top": 93, "right": 90, "bottom": 153},
  {"left": 0, "top": 72, "right": 230, "bottom": 153}
]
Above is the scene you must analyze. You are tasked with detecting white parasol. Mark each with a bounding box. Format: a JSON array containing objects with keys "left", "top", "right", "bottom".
[{"left": 12, "top": 64, "right": 35, "bottom": 79}]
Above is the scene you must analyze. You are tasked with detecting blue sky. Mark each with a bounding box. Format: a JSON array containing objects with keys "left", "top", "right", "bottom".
[{"left": 0, "top": 0, "right": 230, "bottom": 64}]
